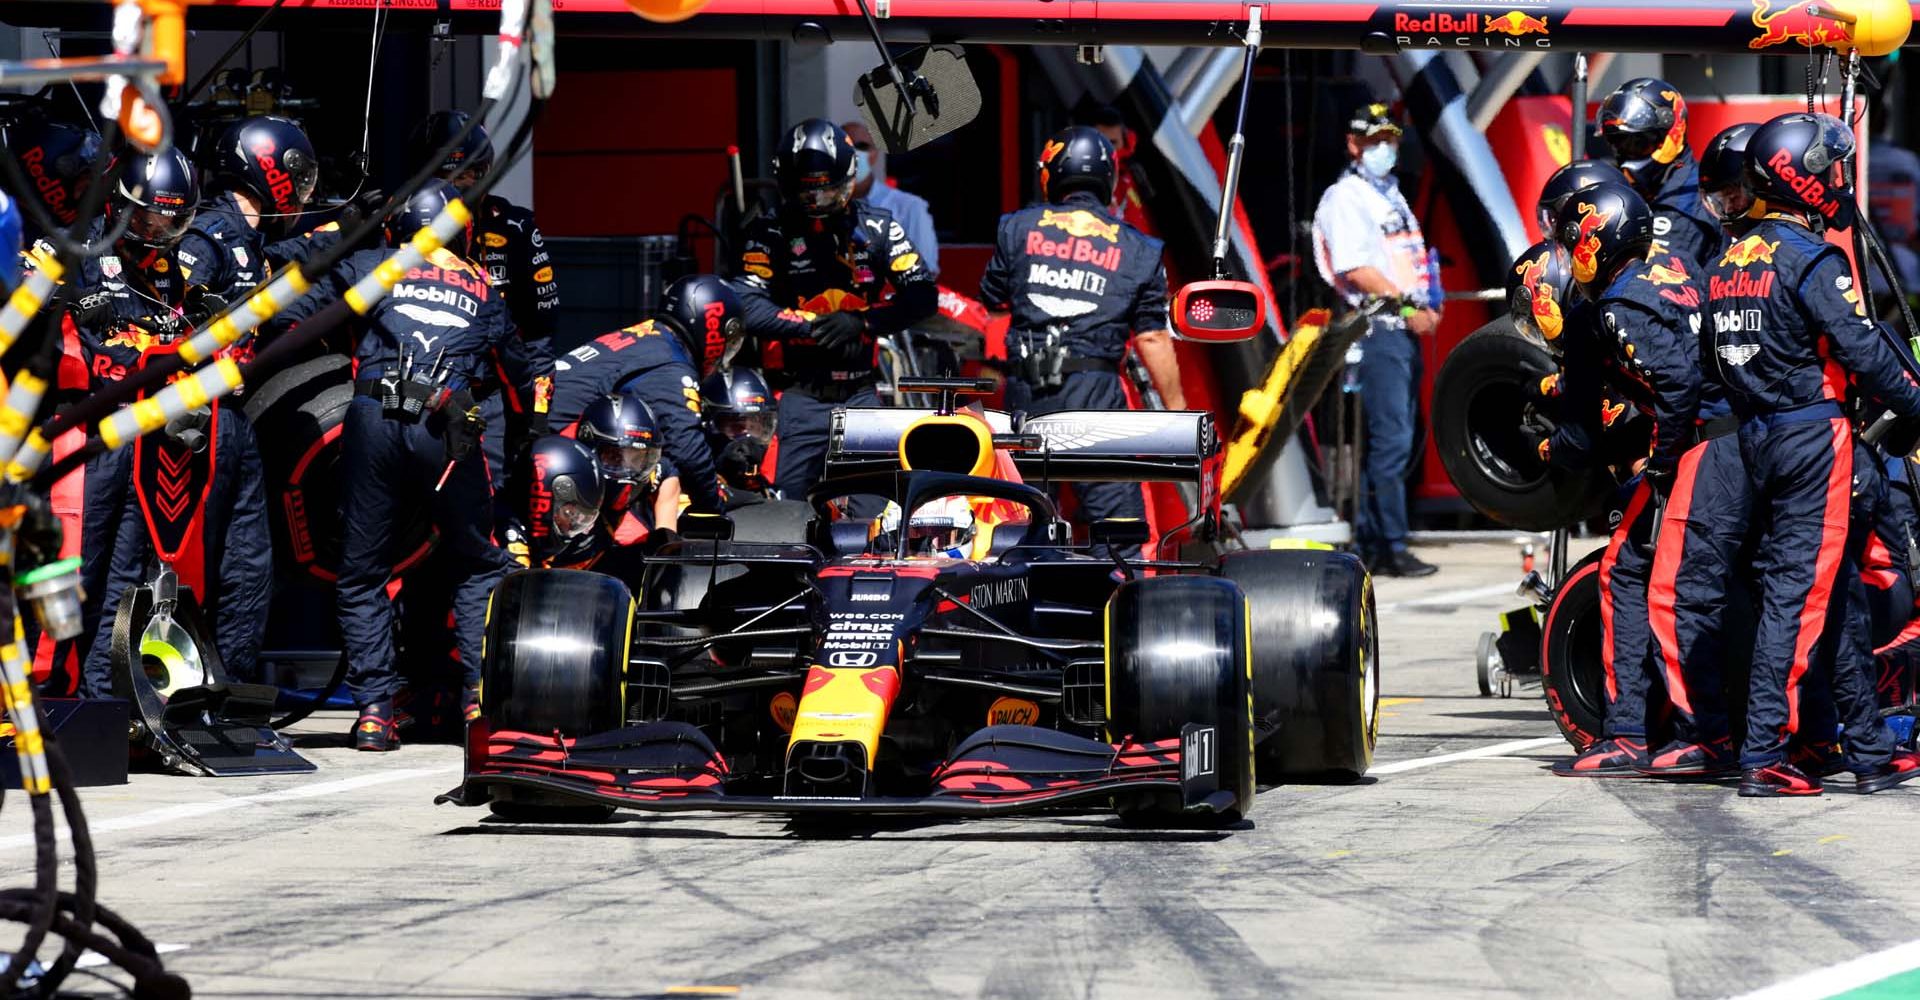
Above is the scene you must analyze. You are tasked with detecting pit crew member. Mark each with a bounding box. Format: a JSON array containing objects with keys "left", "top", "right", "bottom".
[
  {"left": 701, "top": 366, "right": 777, "bottom": 502},
  {"left": 177, "top": 116, "right": 317, "bottom": 308},
  {"left": 1596, "top": 78, "right": 1718, "bottom": 268}
]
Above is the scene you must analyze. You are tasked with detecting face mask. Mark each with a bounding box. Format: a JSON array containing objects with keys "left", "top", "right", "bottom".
[
  {"left": 854, "top": 150, "right": 873, "bottom": 186},
  {"left": 1360, "top": 142, "right": 1398, "bottom": 178}
]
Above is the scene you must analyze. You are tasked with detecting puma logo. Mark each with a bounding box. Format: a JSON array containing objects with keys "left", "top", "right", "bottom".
[{"left": 411, "top": 331, "right": 441, "bottom": 353}]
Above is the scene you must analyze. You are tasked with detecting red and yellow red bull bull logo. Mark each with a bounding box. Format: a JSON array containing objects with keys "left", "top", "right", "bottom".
[
  {"left": 1749, "top": 0, "right": 1851, "bottom": 49},
  {"left": 1568, "top": 201, "right": 1613, "bottom": 284},
  {"left": 1483, "top": 11, "right": 1549, "bottom": 36},
  {"left": 1038, "top": 209, "right": 1120, "bottom": 242},
  {"left": 1641, "top": 257, "right": 1691, "bottom": 286},
  {"left": 799, "top": 288, "right": 869, "bottom": 314},
  {"left": 1513, "top": 251, "right": 1564, "bottom": 341},
  {"left": 1653, "top": 91, "right": 1688, "bottom": 165},
  {"left": 1719, "top": 235, "right": 1780, "bottom": 269}
]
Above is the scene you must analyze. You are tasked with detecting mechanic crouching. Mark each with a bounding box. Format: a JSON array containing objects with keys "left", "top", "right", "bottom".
[
  {"left": 980, "top": 124, "right": 1184, "bottom": 559},
  {"left": 506, "top": 393, "right": 673, "bottom": 576},
  {"left": 272, "top": 180, "right": 552, "bottom": 751},
  {"left": 1535, "top": 181, "right": 1713, "bottom": 778},
  {"left": 701, "top": 366, "right": 777, "bottom": 504},
  {"left": 503, "top": 436, "right": 611, "bottom": 571},
  {"left": 1705, "top": 113, "right": 1920, "bottom": 795},
  {"left": 550, "top": 274, "right": 732, "bottom": 513},
  {"left": 733, "top": 119, "right": 936, "bottom": 502}
]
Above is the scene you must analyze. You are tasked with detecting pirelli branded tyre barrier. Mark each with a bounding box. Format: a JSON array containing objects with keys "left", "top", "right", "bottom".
[
  {"left": 1433, "top": 319, "right": 1632, "bottom": 531},
  {"left": 1220, "top": 547, "right": 1379, "bottom": 781},
  {"left": 243, "top": 353, "right": 434, "bottom": 583}
]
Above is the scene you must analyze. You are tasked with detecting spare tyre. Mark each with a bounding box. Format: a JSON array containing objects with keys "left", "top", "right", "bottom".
[
  {"left": 244, "top": 354, "right": 434, "bottom": 583},
  {"left": 1432, "top": 318, "right": 1620, "bottom": 531},
  {"left": 1218, "top": 547, "right": 1377, "bottom": 782}
]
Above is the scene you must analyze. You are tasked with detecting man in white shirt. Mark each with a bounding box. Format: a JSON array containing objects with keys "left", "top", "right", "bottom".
[
  {"left": 843, "top": 121, "right": 940, "bottom": 279},
  {"left": 1311, "top": 102, "right": 1442, "bottom": 577}
]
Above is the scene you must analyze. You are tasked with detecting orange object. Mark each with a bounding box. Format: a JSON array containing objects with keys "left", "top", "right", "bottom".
[{"left": 141, "top": 0, "right": 187, "bottom": 87}]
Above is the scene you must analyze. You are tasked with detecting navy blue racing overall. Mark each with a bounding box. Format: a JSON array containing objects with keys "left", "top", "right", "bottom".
[{"left": 550, "top": 320, "right": 715, "bottom": 511}]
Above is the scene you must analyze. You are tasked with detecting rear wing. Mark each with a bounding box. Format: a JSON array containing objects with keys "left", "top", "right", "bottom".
[{"left": 825, "top": 407, "right": 1219, "bottom": 484}]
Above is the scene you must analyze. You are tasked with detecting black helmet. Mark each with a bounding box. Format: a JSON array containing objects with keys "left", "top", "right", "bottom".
[
  {"left": 1551, "top": 180, "right": 1653, "bottom": 296},
  {"left": 1698, "top": 122, "right": 1758, "bottom": 226},
  {"left": 1038, "top": 125, "right": 1117, "bottom": 204},
  {"left": 1746, "top": 111, "right": 1857, "bottom": 231},
  {"left": 657, "top": 274, "right": 744, "bottom": 374},
  {"left": 1597, "top": 78, "right": 1691, "bottom": 197},
  {"left": 1506, "top": 240, "right": 1575, "bottom": 350},
  {"left": 6, "top": 117, "right": 101, "bottom": 229},
  {"left": 773, "top": 118, "right": 857, "bottom": 218},
  {"left": 513, "top": 435, "right": 604, "bottom": 560},
  {"left": 407, "top": 110, "right": 494, "bottom": 185},
  {"left": 700, "top": 366, "right": 776, "bottom": 444},
  {"left": 576, "top": 390, "right": 661, "bottom": 487},
  {"left": 207, "top": 115, "right": 317, "bottom": 220},
  {"left": 114, "top": 147, "right": 200, "bottom": 249},
  {"left": 386, "top": 180, "right": 470, "bottom": 257},
  {"left": 1536, "top": 160, "right": 1628, "bottom": 234}
]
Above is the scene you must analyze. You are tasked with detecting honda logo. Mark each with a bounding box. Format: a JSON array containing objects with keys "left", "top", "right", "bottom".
[{"left": 827, "top": 650, "right": 878, "bottom": 667}]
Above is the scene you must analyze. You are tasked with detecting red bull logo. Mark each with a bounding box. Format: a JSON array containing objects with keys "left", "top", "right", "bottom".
[
  {"left": 1038, "top": 209, "right": 1121, "bottom": 242},
  {"left": 1038, "top": 139, "right": 1067, "bottom": 195},
  {"left": 799, "top": 288, "right": 869, "bottom": 315},
  {"left": 1763, "top": 147, "right": 1841, "bottom": 219},
  {"left": 1483, "top": 11, "right": 1549, "bottom": 36},
  {"left": 1600, "top": 399, "right": 1627, "bottom": 428},
  {"left": 1513, "top": 251, "right": 1564, "bottom": 341},
  {"left": 1719, "top": 234, "right": 1780, "bottom": 269},
  {"left": 248, "top": 137, "right": 299, "bottom": 213},
  {"left": 1024, "top": 231, "right": 1123, "bottom": 271},
  {"left": 1641, "top": 257, "right": 1691, "bottom": 286},
  {"left": 103, "top": 324, "right": 160, "bottom": 354},
  {"left": 1710, "top": 270, "right": 1776, "bottom": 300},
  {"left": 1567, "top": 201, "right": 1613, "bottom": 283},
  {"left": 529, "top": 449, "right": 554, "bottom": 542},
  {"left": 1653, "top": 91, "right": 1688, "bottom": 165},
  {"left": 1749, "top": 0, "right": 1851, "bottom": 49}
]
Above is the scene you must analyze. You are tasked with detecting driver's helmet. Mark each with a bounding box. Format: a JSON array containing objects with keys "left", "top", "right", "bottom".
[{"left": 879, "top": 496, "right": 979, "bottom": 558}]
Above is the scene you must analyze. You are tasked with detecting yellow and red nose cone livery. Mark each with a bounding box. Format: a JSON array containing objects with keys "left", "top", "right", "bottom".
[
  {"left": 1719, "top": 235, "right": 1780, "bottom": 268},
  {"left": 1567, "top": 201, "right": 1613, "bottom": 283},
  {"left": 987, "top": 696, "right": 1040, "bottom": 727},
  {"left": 789, "top": 664, "right": 900, "bottom": 767},
  {"left": 799, "top": 288, "right": 868, "bottom": 315},
  {"left": 1038, "top": 209, "right": 1121, "bottom": 242},
  {"left": 1653, "top": 91, "right": 1688, "bottom": 164},
  {"left": 1484, "top": 10, "right": 1549, "bottom": 35}
]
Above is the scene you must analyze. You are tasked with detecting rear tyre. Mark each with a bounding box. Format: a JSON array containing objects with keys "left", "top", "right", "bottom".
[
  {"left": 1433, "top": 319, "right": 1620, "bottom": 530},
  {"left": 1105, "top": 576, "right": 1256, "bottom": 826},
  {"left": 1540, "top": 550, "right": 1607, "bottom": 750},
  {"left": 1476, "top": 632, "right": 1497, "bottom": 698},
  {"left": 1218, "top": 549, "right": 1377, "bottom": 782}
]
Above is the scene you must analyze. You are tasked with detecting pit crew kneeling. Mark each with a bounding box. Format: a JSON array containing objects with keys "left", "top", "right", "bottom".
[{"left": 504, "top": 391, "right": 675, "bottom": 576}]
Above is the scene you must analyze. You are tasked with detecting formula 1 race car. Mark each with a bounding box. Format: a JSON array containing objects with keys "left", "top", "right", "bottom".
[{"left": 440, "top": 380, "right": 1377, "bottom": 826}]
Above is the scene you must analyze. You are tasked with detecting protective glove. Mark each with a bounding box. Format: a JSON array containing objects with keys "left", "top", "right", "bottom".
[
  {"left": 335, "top": 188, "right": 390, "bottom": 234},
  {"left": 525, "top": 407, "right": 551, "bottom": 438},
  {"left": 444, "top": 403, "right": 486, "bottom": 464},
  {"left": 810, "top": 310, "right": 869, "bottom": 354},
  {"left": 183, "top": 286, "right": 229, "bottom": 330},
  {"left": 643, "top": 526, "right": 680, "bottom": 554}
]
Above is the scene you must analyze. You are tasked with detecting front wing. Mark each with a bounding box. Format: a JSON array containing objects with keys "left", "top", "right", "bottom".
[{"left": 436, "top": 721, "right": 1236, "bottom": 818}]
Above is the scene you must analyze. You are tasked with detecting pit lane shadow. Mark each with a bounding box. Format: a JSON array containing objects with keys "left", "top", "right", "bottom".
[{"left": 440, "top": 812, "right": 1239, "bottom": 842}]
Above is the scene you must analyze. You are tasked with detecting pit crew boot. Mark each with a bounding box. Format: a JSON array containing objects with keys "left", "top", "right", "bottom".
[
  {"left": 353, "top": 702, "right": 400, "bottom": 752},
  {"left": 1737, "top": 760, "right": 1823, "bottom": 797},
  {"left": 1550, "top": 738, "right": 1648, "bottom": 777},
  {"left": 1636, "top": 738, "right": 1738, "bottom": 779},
  {"left": 1788, "top": 741, "right": 1847, "bottom": 778},
  {"left": 1855, "top": 749, "right": 1920, "bottom": 795},
  {"left": 463, "top": 685, "right": 482, "bottom": 724}
]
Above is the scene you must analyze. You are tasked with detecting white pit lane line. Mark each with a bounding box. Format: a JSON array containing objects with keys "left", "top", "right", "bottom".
[
  {"left": 1727, "top": 939, "right": 1920, "bottom": 1000},
  {"left": 1370, "top": 737, "right": 1565, "bottom": 776},
  {"left": 0, "top": 765, "right": 459, "bottom": 853},
  {"left": 1377, "top": 581, "right": 1519, "bottom": 613}
]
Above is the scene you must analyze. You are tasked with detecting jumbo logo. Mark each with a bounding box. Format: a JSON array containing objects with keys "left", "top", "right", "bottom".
[
  {"left": 1483, "top": 11, "right": 1549, "bottom": 35},
  {"left": 1750, "top": 0, "right": 1850, "bottom": 49},
  {"left": 1719, "top": 235, "right": 1780, "bottom": 269},
  {"left": 987, "top": 696, "right": 1040, "bottom": 727},
  {"left": 1513, "top": 250, "right": 1563, "bottom": 341},
  {"left": 1566, "top": 201, "right": 1613, "bottom": 283},
  {"left": 1039, "top": 209, "right": 1120, "bottom": 242},
  {"left": 1653, "top": 91, "right": 1689, "bottom": 164}
]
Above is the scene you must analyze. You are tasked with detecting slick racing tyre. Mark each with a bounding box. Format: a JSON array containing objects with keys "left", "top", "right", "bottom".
[
  {"left": 1540, "top": 550, "right": 1606, "bottom": 750},
  {"left": 1218, "top": 548, "right": 1378, "bottom": 782},
  {"left": 1432, "top": 319, "right": 1617, "bottom": 531},
  {"left": 482, "top": 570, "right": 634, "bottom": 821},
  {"left": 244, "top": 353, "right": 433, "bottom": 583},
  {"left": 1105, "top": 576, "right": 1257, "bottom": 826}
]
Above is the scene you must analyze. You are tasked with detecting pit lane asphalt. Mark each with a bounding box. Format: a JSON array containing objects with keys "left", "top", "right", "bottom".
[{"left": 7, "top": 539, "right": 1918, "bottom": 1000}]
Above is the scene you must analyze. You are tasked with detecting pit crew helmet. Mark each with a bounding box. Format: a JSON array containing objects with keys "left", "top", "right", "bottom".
[
  {"left": 1745, "top": 111, "right": 1858, "bottom": 231},
  {"left": 515, "top": 436, "right": 604, "bottom": 559},
  {"left": 576, "top": 390, "right": 662, "bottom": 487},
  {"left": 1597, "top": 78, "right": 1690, "bottom": 197},
  {"left": 1038, "top": 125, "right": 1117, "bottom": 205},
  {"left": 207, "top": 115, "right": 317, "bottom": 223},
  {"left": 408, "top": 110, "right": 495, "bottom": 188},
  {"left": 1535, "top": 160, "right": 1628, "bottom": 235},
  {"left": 1551, "top": 180, "right": 1654, "bottom": 298},
  {"left": 385, "top": 180, "right": 470, "bottom": 257},
  {"left": 701, "top": 366, "right": 775, "bottom": 445},
  {"left": 658, "top": 274, "right": 744, "bottom": 373},
  {"left": 114, "top": 146, "right": 200, "bottom": 249},
  {"left": 774, "top": 118, "right": 858, "bottom": 218},
  {"left": 1506, "top": 239, "right": 1575, "bottom": 351},
  {"left": 6, "top": 116, "right": 101, "bottom": 229},
  {"left": 1698, "top": 122, "right": 1758, "bottom": 229}
]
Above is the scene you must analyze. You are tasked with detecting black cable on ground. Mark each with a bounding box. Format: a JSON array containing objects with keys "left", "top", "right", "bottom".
[{"left": 268, "top": 649, "right": 349, "bottom": 730}]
